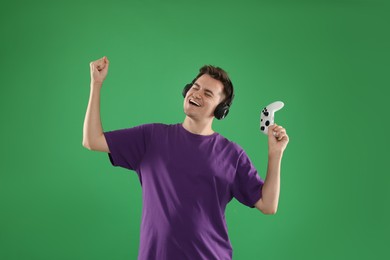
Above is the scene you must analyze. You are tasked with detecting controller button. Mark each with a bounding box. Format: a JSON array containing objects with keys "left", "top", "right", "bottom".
[
  {"left": 265, "top": 120, "right": 270, "bottom": 126},
  {"left": 261, "top": 126, "right": 265, "bottom": 131}
]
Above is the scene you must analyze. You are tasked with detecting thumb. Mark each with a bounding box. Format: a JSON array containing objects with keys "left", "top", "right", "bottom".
[
  {"left": 103, "top": 56, "right": 109, "bottom": 66},
  {"left": 99, "top": 56, "right": 109, "bottom": 71}
]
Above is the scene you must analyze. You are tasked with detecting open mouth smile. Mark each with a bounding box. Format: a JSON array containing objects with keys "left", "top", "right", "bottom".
[{"left": 189, "top": 98, "right": 201, "bottom": 107}]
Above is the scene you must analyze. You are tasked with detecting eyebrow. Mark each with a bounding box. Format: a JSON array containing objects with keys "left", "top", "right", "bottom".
[{"left": 194, "top": 82, "right": 215, "bottom": 96}]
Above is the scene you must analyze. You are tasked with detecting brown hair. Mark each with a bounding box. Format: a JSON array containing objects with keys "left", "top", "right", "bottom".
[{"left": 193, "top": 65, "right": 234, "bottom": 106}]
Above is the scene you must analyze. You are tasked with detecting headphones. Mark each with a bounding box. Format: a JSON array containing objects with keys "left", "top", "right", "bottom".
[{"left": 182, "top": 76, "right": 235, "bottom": 120}]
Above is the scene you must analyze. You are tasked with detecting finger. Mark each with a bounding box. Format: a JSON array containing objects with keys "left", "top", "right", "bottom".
[
  {"left": 89, "top": 61, "right": 96, "bottom": 70},
  {"left": 268, "top": 124, "right": 278, "bottom": 132},
  {"left": 273, "top": 130, "right": 284, "bottom": 138},
  {"left": 275, "top": 128, "right": 287, "bottom": 137},
  {"left": 273, "top": 126, "right": 283, "bottom": 132},
  {"left": 279, "top": 133, "right": 289, "bottom": 142},
  {"left": 97, "top": 60, "right": 104, "bottom": 69},
  {"left": 277, "top": 133, "right": 285, "bottom": 141},
  {"left": 92, "top": 64, "right": 98, "bottom": 73},
  {"left": 272, "top": 127, "right": 283, "bottom": 135},
  {"left": 278, "top": 133, "right": 286, "bottom": 141},
  {"left": 95, "top": 57, "right": 107, "bottom": 70},
  {"left": 268, "top": 125, "right": 275, "bottom": 137},
  {"left": 275, "top": 126, "right": 287, "bottom": 134},
  {"left": 270, "top": 129, "right": 279, "bottom": 139},
  {"left": 90, "top": 61, "right": 100, "bottom": 70},
  {"left": 103, "top": 56, "right": 109, "bottom": 69}
]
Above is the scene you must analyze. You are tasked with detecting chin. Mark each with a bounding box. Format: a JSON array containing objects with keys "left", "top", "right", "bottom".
[{"left": 183, "top": 109, "right": 198, "bottom": 120}]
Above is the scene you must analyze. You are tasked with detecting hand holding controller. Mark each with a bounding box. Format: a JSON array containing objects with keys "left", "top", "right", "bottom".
[{"left": 260, "top": 101, "right": 285, "bottom": 135}]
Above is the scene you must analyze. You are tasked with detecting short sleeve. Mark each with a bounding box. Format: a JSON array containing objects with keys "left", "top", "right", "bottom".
[
  {"left": 231, "top": 151, "right": 264, "bottom": 208},
  {"left": 103, "top": 124, "right": 153, "bottom": 171}
]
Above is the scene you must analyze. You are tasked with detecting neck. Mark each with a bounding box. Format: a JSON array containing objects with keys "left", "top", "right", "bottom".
[{"left": 182, "top": 116, "right": 215, "bottom": 135}]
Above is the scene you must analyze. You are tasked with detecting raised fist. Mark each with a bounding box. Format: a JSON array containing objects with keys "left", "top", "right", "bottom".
[{"left": 90, "top": 56, "right": 109, "bottom": 84}]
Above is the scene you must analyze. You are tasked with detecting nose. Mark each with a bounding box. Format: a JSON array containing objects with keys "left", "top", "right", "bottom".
[{"left": 192, "top": 90, "right": 201, "bottom": 99}]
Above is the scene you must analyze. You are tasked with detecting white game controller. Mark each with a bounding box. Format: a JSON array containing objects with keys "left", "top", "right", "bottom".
[{"left": 260, "top": 101, "right": 285, "bottom": 135}]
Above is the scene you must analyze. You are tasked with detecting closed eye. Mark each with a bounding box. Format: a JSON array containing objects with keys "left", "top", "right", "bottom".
[{"left": 192, "top": 83, "right": 214, "bottom": 97}]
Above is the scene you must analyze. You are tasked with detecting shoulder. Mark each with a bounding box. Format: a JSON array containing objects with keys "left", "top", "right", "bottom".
[{"left": 215, "top": 133, "right": 245, "bottom": 158}]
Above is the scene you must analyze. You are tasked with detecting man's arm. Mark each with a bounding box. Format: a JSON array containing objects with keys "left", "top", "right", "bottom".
[
  {"left": 254, "top": 154, "right": 281, "bottom": 214},
  {"left": 82, "top": 56, "right": 110, "bottom": 152},
  {"left": 255, "top": 123, "right": 289, "bottom": 215}
]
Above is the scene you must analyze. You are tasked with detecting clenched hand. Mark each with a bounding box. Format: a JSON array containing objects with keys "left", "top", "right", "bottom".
[{"left": 90, "top": 56, "right": 110, "bottom": 85}]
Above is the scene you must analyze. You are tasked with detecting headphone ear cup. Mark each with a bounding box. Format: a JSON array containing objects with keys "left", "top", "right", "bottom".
[
  {"left": 182, "top": 84, "right": 192, "bottom": 97},
  {"left": 214, "top": 103, "right": 230, "bottom": 120}
]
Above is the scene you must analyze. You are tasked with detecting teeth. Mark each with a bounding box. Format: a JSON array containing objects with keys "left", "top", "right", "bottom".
[{"left": 190, "top": 99, "right": 200, "bottom": 107}]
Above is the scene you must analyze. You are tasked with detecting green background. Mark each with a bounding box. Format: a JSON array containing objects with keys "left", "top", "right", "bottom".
[{"left": 1, "top": 0, "right": 389, "bottom": 259}]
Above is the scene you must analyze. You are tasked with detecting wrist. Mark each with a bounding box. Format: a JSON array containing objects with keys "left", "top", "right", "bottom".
[
  {"left": 90, "top": 81, "right": 103, "bottom": 88},
  {"left": 268, "top": 150, "right": 283, "bottom": 160}
]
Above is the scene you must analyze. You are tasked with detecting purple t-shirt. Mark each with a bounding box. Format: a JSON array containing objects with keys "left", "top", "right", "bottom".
[{"left": 103, "top": 123, "right": 264, "bottom": 260}]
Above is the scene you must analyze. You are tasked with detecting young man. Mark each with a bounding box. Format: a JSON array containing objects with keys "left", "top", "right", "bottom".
[{"left": 83, "top": 56, "right": 289, "bottom": 260}]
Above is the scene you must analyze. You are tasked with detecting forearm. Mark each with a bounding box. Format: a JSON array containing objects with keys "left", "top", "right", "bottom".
[
  {"left": 261, "top": 153, "right": 282, "bottom": 214},
  {"left": 82, "top": 82, "right": 104, "bottom": 147}
]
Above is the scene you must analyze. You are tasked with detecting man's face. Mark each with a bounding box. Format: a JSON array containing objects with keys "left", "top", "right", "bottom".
[{"left": 183, "top": 74, "right": 226, "bottom": 120}]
